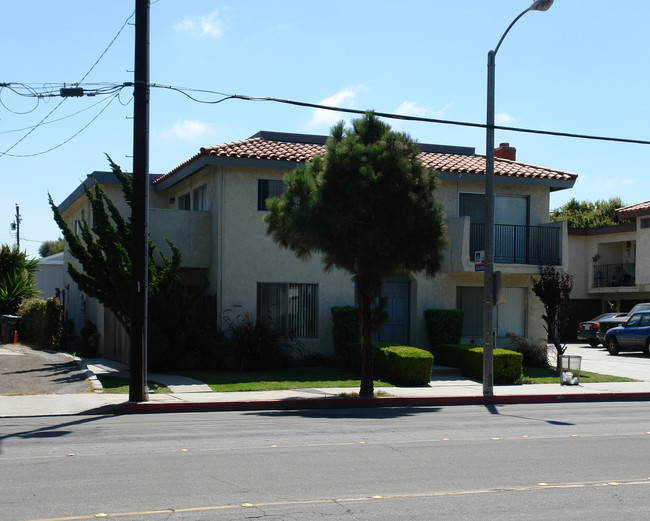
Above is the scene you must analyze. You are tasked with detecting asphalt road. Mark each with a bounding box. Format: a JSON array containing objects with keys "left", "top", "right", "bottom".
[
  {"left": 0, "top": 344, "right": 91, "bottom": 395},
  {"left": 2, "top": 402, "right": 649, "bottom": 520}
]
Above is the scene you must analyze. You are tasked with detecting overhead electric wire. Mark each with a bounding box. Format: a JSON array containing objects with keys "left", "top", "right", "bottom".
[
  {"left": 1, "top": 93, "right": 120, "bottom": 158},
  {"left": 0, "top": 6, "right": 135, "bottom": 158},
  {"left": 149, "top": 84, "right": 650, "bottom": 147},
  {"left": 77, "top": 9, "right": 135, "bottom": 84},
  {"left": 0, "top": 94, "right": 120, "bottom": 135},
  {"left": 233, "top": 93, "right": 650, "bottom": 147}
]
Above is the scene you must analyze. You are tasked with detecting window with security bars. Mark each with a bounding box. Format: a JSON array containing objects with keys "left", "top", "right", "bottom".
[
  {"left": 257, "top": 282, "right": 318, "bottom": 338},
  {"left": 258, "top": 179, "right": 286, "bottom": 210}
]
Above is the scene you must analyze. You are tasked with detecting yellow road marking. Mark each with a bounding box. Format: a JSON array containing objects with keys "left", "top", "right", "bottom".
[{"left": 22, "top": 479, "right": 650, "bottom": 521}]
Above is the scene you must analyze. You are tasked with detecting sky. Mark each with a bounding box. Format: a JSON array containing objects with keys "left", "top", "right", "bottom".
[{"left": 2, "top": 0, "right": 649, "bottom": 259}]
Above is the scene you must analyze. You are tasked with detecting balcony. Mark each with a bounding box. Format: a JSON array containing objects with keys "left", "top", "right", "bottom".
[
  {"left": 470, "top": 223, "right": 561, "bottom": 265},
  {"left": 593, "top": 263, "right": 635, "bottom": 288},
  {"left": 443, "top": 217, "right": 564, "bottom": 273},
  {"left": 149, "top": 208, "right": 212, "bottom": 268}
]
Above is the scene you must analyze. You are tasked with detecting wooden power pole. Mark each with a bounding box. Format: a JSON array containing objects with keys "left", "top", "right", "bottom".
[{"left": 129, "top": 0, "right": 150, "bottom": 402}]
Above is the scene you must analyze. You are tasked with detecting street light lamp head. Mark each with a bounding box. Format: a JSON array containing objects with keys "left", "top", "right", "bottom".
[{"left": 529, "top": 0, "right": 553, "bottom": 12}]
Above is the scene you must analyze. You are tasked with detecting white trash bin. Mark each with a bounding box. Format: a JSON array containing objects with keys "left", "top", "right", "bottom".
[{"left": 559, "top": 355, "right": 581, "bottom": 385}]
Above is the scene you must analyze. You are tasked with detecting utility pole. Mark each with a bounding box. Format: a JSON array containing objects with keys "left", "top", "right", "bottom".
[
  {"left": 129, "top": 0, "right": 150, "bottom": 402},
  {"left": 13, "top": 204, "right": 21, "bottom": 250}
]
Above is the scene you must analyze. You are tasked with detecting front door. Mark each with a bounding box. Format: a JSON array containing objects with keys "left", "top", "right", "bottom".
[{"left": 374, "top": 275, "right": 410, "bottom": 345}]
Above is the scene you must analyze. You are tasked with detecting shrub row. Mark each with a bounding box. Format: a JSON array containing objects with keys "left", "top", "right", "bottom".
[
  {"left": 18, "top": 297, "right": 62, "bottom": 349},
  {"left": 433, "top": 343, "right": 522, "bottom": 384},
  {"left": 331, "top": 306, "right": 359, "bottom": 358},
  {"left": 350, "top": 341, "right": 434, "bottom": 386},
  {"left": 424, "top": 308, "right": 464, "bottom": 347}
]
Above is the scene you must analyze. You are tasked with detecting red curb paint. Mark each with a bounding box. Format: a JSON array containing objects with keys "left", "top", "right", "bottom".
[{"left": 114, "top": 392, "right": 650, "bottom": 415}]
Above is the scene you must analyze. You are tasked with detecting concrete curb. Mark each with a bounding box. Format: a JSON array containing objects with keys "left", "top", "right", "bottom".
[
  {"left": 115, "top": 391, "right": 650, "bottom": 414},
  {"left": 60, "top": 352, "right": 104, "bottom": 393}
]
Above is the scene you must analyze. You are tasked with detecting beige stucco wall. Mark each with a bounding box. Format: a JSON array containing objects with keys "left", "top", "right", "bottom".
[
  {"left": 634, "top": 219, "right": 650, "bottom": 288},
  {"left": 60, "top": 163, "right": 563, "bottom": 359}
]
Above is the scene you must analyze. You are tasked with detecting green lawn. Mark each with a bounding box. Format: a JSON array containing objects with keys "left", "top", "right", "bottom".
[
  {"left": 98, "top": 366, "right": 636, "bottom": 394},
  {"left": 520, "top": 367, "right": 637, "bottom": 384},
  {"left": 174, "top": 367, "right": 392, "bottom": 392},
  {"left": 98, "top": 376, "right": 171, "bottom": 394}
]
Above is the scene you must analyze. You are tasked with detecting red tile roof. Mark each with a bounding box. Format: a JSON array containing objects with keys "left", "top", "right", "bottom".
[
  {"left": 156, "top": 132, "right": 577, "bottom": 186},
  {"left": 616, "top": 200, "right": 650, "bottom": 219}
]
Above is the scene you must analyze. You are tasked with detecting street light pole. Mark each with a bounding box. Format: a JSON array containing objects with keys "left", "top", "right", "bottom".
[{"left": 483, "top": 0, "right": 553, "bottom": 395}]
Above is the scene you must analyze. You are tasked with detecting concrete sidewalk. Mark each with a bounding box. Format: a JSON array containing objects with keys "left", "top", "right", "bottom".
[
  {"left": 3, "top": 344, "right": 650, "bottom": 417},
  {"left": 2, "top": 364, "right": 650, "bottom": 417}
]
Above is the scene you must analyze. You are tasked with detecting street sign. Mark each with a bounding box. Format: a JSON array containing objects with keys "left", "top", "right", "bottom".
[{"left": 474, "top": 250, "right": 484, "bottom": 272}]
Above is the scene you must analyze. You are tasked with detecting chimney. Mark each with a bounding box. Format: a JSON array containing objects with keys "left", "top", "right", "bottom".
[{"left": 494, "top": 142, "right": 516, "bottom": 161}]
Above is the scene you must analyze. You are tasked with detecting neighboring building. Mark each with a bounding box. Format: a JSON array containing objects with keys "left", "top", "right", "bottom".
[
  {"left": 34, "top": 252, "right": 64, "bottom": 299},
  {"left": 59, "top": 133, "right": 576, "bottom": 362},
  {"left": 567, "top": 200, "right": 650, "bottom": 337}
]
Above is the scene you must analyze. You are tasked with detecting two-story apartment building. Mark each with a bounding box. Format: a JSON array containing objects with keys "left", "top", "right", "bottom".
[
  {"left": 59, "top": 132, "right": 577, "bottom": 362},
  {"left": 567, "top": 200, "right": 650, "bottom": 336}
]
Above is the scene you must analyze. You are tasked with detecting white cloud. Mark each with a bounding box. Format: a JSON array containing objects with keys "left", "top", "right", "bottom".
[
  {"left": 175, "top": 10, "right": 224, "bottom": 38},
  {"left": 393, "top": 101, "right": 454, "bottom": 119},
  {"left": 162, "top": 120, "right": 213, "bottom": 141},
  {"left": 308, "top": 87, "right": 363, "bottom": 128},
  {"left": 495, "top": 113, "right": 516, "bottom": 125}
]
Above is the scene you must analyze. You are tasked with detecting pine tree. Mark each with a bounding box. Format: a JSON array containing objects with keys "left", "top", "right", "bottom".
[
  {"left": 265, "top": 113, "right": 447, "bottom": 397},
  {"left": 49, "top": 157, "right": 200, "bottom": 368}
]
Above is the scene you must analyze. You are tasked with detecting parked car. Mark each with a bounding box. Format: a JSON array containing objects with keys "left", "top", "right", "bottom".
[
  {"left": 577, "top": 313, "right": 627, "bottom": 347},
  {"left": 604, "top": 311, "right": 650, "bottom": 355},
  {"left": 596, "top": 303, "right": 650, "bottom": 345}
]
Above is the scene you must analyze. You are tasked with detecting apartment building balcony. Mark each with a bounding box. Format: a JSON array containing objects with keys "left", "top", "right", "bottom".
[
  {"left": 149, "top": 208, "right": 212, "bottom": 268},
  {"left": 445, "top": 217, "right": 564, "bottom": 273},
  {"left": 592, "top": 263, "right": 636, "bottom": 288}
]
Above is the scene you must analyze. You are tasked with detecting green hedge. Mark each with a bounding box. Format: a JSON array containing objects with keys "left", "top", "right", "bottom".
[
  {"left": 381, "top": 345, "right": 434, "bottom": 386},
  {"left": 18, "top": 297, "right": 62, "bottom": 349},
  {"left": 349, "top": 342, "right": 433, "bottom": 386},
  {"left": 331, "top": 306, "right": 359, "bottom": 359},
  {"left": 432, "top": 343, "right": 475, "bottom": 367},
  {"left": 424, "top": 309, "right": 464, "bottom": 347},
  {"left": 434, "top": 343, "right": 522, "bottom": 384},
  {"left": 463, "top": 348, "right": 522, "bottom": 384}
]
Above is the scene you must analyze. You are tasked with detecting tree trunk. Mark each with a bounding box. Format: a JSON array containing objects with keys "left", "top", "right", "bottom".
[{"left": 357, "top": 272, "right": 374, "bottom": 398}]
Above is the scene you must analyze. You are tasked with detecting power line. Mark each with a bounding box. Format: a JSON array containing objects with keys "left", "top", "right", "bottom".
[
  {"left": 0, "top": 94, "right": 120, "bottom": 135},
  {"left": 148, "top": 83, "right": 650, "bottom": 147},
  {"left": 0, "top": 4, "right": 134, "bottom": 158},
  {"left": 1, "top": 93, "right": 121, "bottom": 158},
  {"left": 78, "top": 10, "right": 135, "bottom": 84},
  {"left": 0, "top": 97, "right": 68, "bottom": 157}
]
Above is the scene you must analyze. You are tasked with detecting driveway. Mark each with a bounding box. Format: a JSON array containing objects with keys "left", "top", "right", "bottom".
[
  {"left": 0, "top": 344, "right": 92, "bottom": 395},
  {"left": 564, "top": 342, "right": 650, "bottom": 382}
]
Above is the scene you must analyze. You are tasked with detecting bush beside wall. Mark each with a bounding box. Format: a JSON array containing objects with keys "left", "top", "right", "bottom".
[
  {"left": 18, "top": 297, "right": 62, "bottom": 349},
  {"left": 349, "top": 342, "right": 433, "bottom": 386},
  {"left": 381, "top": 345, "right": 434, "bottom": 386},
  {"left": 424, "top": 309, "right": 464, "bottom": 347},
  {"left": 331, "top": 306, "right": 359, "bottom": 359},
  {"left": 463, "top": 347, "right": 523, "bottom": 384},
  {"left": 435, "top": 343, "right": 522, "bottom": 384}
]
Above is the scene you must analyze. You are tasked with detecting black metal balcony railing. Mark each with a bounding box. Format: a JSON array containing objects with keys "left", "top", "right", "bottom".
[
  {"left": 469, "top": 223, "right": 561, "bottom": 265},
  {"left": 593, "top": 263, "right": 635, "bottom": 288}
]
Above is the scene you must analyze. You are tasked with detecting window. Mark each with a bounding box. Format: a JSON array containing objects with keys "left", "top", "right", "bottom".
[
  {"left": 258, "top": 179, "right": 285, "bottom": 211},
  {"left": 459, "top": 193, "right": 528, "bottom": 225},
  {"left": 178, "top": 192, "right": 190, "bottom": 210},
  {"left": 641, "top": 218, "right": 650, "bottom": 229},
  {"left": 257, "top": 282, "right": 318, "bottom": 338},
  {"left": 193, "top": 185, "right": 207, "bottom": 211},
  {"left": 457, "top": 285, "right": 527, "bottom": 338}
]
